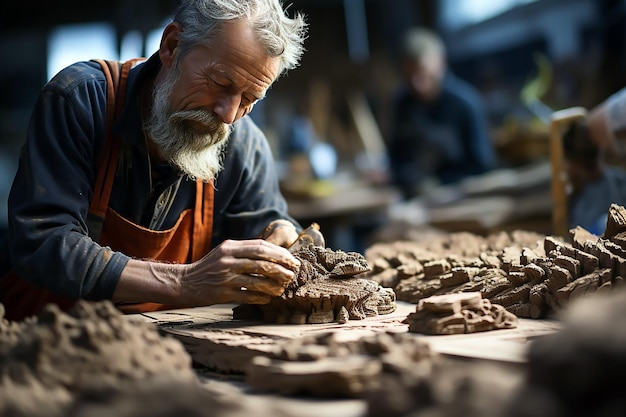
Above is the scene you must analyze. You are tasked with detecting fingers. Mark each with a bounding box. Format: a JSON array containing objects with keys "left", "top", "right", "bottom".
[
  {"left": 262, "top": 221, "right": 300, "bottom": 247},
  {"left": 220, "top": 239, "right": 301, "bottom": 273},
  {"left": 233, "top": 259, "right": 298, "bottom": 287},
  {"left": 184, "top": 239, "right": 302, "bottom": 305},
  {"left": 229, "top": 274, "right": 290, "bottom": 296}
]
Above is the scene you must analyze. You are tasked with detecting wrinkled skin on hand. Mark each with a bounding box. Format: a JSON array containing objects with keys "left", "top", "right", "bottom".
[{"left": 179, "top": 239, "right": 301, "bottom": 305}]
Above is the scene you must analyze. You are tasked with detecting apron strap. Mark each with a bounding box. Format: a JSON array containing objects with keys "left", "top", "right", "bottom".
[
  {"left": 192, "top": 182, "right": 215, "bottom": 261},
  {"left": 87, "top": 58, "right": 144, "bottom": 241}
]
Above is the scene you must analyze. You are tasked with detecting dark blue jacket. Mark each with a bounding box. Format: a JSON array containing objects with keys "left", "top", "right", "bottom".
[
  {"left": 389, "top": 72, "right": 497, "bottom": 198},
  {"left": 2, "top": 53, "right": 296, "bottom": 300}
]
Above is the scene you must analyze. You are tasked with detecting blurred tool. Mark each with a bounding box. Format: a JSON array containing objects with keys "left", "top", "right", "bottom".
[{"left": 288, "top": 222, "right": 325, "bottom": 253}]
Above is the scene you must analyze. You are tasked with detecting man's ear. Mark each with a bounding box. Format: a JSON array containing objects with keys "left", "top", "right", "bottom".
[{"left": 159, "top": 22, "right": 181, "bottom": 69}]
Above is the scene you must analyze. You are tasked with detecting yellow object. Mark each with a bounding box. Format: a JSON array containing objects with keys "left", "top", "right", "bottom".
[
  {"left": 280, "top": 179, "right": 336, "bottom": 199},
  {"left": 521, "top": 52, "right": 553, "bottom": 106},
  {"left": 550, "top": 107, "right": 587, "bottom": 237}
]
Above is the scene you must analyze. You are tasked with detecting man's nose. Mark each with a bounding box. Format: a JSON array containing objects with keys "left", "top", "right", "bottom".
[{"left": 213, "top": 95, "right": 240, "bottom": 124}]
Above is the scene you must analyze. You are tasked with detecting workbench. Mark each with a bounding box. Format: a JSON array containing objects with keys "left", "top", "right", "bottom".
[{"left": 133, "top": 302, "right": 561, "bottom": 416}]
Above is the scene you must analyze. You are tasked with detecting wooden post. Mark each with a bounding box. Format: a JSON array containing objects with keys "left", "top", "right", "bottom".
[{"left": 549, "top": 107, "right": 587, "bottom": 238}]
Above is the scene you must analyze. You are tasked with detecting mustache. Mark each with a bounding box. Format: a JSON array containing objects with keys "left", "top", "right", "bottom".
[{"left": 169, "top": 109, "right": 228, "bottom": 146}]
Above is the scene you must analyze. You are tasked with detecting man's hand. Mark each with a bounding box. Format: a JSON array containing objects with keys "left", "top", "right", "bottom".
[
  {"left": 259, "top": 219, "right": 300, "bottom": 247},
  {"left": 180, "top": 239, "right": 300, "bottom": 305},
  {"left": 114, "top": 239, "right": 301, "bottom": 307}
]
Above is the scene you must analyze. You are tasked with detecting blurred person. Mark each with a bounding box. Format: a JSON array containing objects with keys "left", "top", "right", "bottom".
[
  {"left": 586, "top": 86, "right": 626, "bottom": 154},
  {"left": 564, "top": 88, "right": 626, "bottom": 234},
  {"left": 388, "top": 27, "right": 497, "bottom": 199},
  {"left": 0, "top": 0, "right": 309, "bottom": 321},
  {"left": 0, "top": 151, "right": 17, "bottom": 245}
]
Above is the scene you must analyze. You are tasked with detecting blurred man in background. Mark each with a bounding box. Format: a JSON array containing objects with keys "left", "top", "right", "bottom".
[{"left": 388, "top": 27, "right": 497, "bottom": 199}]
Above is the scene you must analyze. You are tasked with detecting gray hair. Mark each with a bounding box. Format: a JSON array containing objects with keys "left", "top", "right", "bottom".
[
  {"left": 173, "top": 0, "right": 307, "bottom": 77},
  {"left": 401, "top": 27, "right": 445, "bottom": 60}
]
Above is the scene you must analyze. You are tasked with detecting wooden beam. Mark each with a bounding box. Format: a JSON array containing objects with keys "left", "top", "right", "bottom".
[{"left": 549, "top": 107, "right": 587, "bottom": 238}]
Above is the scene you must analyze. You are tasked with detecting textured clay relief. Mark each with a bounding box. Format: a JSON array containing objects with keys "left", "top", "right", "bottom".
[
  {"left": 403, "top": 292, "right": 518, "bottom": 335},
  {"left": 362, "top": 204, "right": 626, "bottom": 319},
  {"left": 234, "top": 223, "right": 397, "bottom": 324},
  {"left": 246, "top": 331, "right": 433, "bottom": 397}
]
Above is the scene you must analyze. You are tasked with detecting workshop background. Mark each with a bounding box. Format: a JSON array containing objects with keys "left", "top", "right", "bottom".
[{"left": 2, "top": 0, "right": 626, "bottom": 251}]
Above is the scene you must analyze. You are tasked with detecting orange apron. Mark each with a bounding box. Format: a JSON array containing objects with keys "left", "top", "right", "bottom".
[{"left": 0, "top": 59, "right": 214, "bottom": 320}]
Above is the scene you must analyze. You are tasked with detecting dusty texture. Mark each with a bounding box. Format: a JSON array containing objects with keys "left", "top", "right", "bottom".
[
  {"left": 403, "top": 292, "right": 518, "bottom": 335},
  {"left": 234, "top": 224, "right": 397, "bottom": 324},
  {"left": 362, "top": 290, "right": 626, "bottom": 417},
  {"left": 246, "top": 328, "right": 522, "bottom": 417},
  {"left": 363, "top": 204, "right": 626, "bottom": 318},
  {"left": 503, "top": 287, "right": 626, "bottom": 417},
  {"left": 246, "top": 331, "right": 433, "bottom": 397},
  {"left": 57, "top": 376, "right": 265, "bottom": 417},
  {"left": 365, "top": 358, "right": 522, "bottom": 417},
  {"left": 0, "top": 300, "right": 202, "bottom": 417}
]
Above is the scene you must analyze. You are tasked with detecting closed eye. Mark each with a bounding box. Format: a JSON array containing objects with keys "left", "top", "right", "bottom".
[
  {"left": 241, "top": 94, "right": 258, "bottom": 106},
  {"left": 208, "top": 77, "right": 227, "bottom": 88}
]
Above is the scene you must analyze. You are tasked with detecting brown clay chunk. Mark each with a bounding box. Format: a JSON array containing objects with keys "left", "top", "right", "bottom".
[
  {"left": 235, "top": 230, "right": 396, "bottom": 324},
  {"left": 0, "top": 301, "right": 199, "bottom": 415},
  {"left": 403, "top": 292, "right": 517, "bottom": 335},
  {"left": 603, "top": 203, "right": 626, "bottom": 239}
]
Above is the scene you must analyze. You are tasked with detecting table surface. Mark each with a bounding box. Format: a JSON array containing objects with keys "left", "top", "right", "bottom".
[
  {"left": 134, "top": 302, "right": 561, "bottom": 366},
  {"left": 132, "top": 302, "right": 561, "bottom": 417}
]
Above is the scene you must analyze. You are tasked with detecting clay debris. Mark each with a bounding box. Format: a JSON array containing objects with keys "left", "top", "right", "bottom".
[
  {"left": 503, "top": 288, "right": 626, "bottom": 417},
  {"left": 403, "top": 292, "right": 518, "bottom": 335},
  {"left": 246, "top": 331, "right": 432, "bottom": 397},
  {"left": 246, "top": 329, "right": 521, "bottom": 417},
  {"left": 234, "top": 224, "right": 397, "bottom": 324},
  {"left": 365, "top": 289, "right": 626, "bottom": 417},
  {"left": 363, "top": 204, "right": 626, "bottom": 318},
  {"left": 0, "top": 300, "right": 197, "bottom": 416}
]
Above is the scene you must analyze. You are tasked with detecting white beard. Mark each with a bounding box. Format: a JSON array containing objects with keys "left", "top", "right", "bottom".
[{"left": 145, "top": 61, "right": 233, "bottom": 182}]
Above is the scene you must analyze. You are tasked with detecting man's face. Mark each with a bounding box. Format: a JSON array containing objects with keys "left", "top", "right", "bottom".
[
  {"left": 147, "top": 19, "right": 281, "bottom": 182},
  {"left": 403, "top": 53, "right": 445, "bottom": 102}
]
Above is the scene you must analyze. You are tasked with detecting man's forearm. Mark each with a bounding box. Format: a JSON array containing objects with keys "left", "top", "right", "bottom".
[{"left": 112, "top": 258, "right": 184, "bottom": 305}]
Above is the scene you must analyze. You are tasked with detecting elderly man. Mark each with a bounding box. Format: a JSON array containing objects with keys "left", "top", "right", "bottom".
[
  {"left": 0, "top": 0, "right": 308, "bottom": 320},
  {"left": 388, "top": 27, "right": 497, "bottom": 199}
]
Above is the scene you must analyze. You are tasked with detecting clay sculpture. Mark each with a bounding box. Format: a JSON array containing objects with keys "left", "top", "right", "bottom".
[
  {"left": 233, "top": 223, "right": 397, "bottom": 324},
  {"left": 403, "top": 292, "right": 518, "bottom": 334}
]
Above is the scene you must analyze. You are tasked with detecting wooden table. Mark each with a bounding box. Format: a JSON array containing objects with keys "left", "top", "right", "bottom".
[
  {"left": 132, "top": 302, "right": 561, "bottom": 417},
  {"left": 135, "top": 302, "right": 560, "bottom": 369}
]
